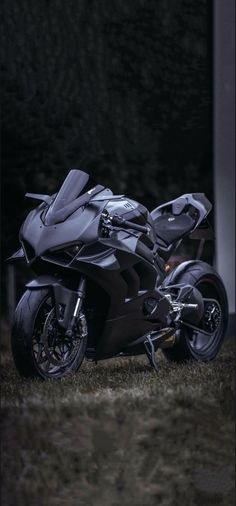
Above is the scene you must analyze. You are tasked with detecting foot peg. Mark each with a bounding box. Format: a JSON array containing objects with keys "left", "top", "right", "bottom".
[{"left": 144, "top": 335, "right": 158, "bottom": 372}]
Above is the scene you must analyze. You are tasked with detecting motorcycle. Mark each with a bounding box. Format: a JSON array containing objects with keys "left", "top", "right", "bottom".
[{"left": 9, "top": 169, "right": 228, "bottom": 379}]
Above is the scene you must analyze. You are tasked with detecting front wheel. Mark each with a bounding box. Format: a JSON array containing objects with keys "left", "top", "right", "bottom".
[
  {"left": 162, "top": 261, "right": 228, "bottom": 362},
  {"left": 11, "top": 288, "right": 87, "bottom": 379}
]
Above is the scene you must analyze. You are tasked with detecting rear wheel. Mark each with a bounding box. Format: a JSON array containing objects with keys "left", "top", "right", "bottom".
[
  {"left": 162, "top": 261, "right": 228, "bottom": 362},
  {"left": 11, "top": 289, "right": 87, "bottom": 379}
]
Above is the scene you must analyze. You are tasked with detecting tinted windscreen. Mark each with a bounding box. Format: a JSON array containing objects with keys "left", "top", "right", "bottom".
[
  {"left": 44, "top": 169, "right": 104, "bottom": 226},
  {"left": 48, "top": 170, "right": 89, "bottom": 214}
]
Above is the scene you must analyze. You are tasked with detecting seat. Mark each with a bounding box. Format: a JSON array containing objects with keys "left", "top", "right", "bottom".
[
  {"left": 152, "top": 213, "right": 195, "bottom": 245},
  {"left": 150, "top": 195, "right": 197, "bottom": 246}
]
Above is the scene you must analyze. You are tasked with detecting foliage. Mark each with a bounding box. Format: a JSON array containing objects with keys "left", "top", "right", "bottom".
[{"left": 1, "top": 0, "right": 212, "bottom": 258}]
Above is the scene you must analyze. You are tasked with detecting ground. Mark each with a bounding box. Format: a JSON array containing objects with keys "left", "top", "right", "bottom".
[{"left": 1, "top": 338, "right": 235, "bottom": 506}]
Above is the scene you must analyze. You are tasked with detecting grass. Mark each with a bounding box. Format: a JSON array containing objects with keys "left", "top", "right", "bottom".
[{"left": 1, "top": 337, "right": 235, "bottom": 506}]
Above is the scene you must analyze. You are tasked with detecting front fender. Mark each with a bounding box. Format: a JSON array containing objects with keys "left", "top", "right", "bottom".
[
  {"left": 26, "top": 275, "right": 79, "bottom": 329},
  {"left": 26, "top": 274, "right": 60, "bottom": 289}
]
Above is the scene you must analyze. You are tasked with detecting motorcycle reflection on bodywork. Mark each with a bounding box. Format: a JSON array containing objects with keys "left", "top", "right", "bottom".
[{"left": 8, "top": 169, "right": 228, "bottom": 379}]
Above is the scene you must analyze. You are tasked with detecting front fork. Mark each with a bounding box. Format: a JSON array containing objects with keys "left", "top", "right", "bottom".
[{"left": 65, "top": 277, "right": 86, "bottom": 338}]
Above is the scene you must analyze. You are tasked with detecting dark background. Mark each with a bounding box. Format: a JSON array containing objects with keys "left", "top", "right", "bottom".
[{"left": 1, "top": 0, "right": 213, "bottom": 311}]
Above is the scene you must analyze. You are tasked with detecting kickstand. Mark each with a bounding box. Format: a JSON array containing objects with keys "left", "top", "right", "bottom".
[{"left": 144, "top": 335, "right": 158, "bottom": 372}]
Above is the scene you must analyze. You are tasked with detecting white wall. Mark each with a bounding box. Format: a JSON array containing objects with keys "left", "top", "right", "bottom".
[{"left": 214, "top": 0, "right": 235, "bottom": 314}]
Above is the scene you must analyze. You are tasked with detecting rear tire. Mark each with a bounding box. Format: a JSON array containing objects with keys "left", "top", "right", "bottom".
[
  {"left": 11, "top": 288, "right": 87, "bottom": 379},
  {"left": 161, "top": 261, "right": 228, "bottom": 362}
]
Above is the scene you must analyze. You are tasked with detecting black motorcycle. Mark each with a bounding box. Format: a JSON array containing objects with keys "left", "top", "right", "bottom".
[{"left": 9, "top": 169, "right": 228, "bottom": 379}]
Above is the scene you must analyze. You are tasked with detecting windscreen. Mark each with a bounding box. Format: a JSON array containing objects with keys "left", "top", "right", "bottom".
[
  {"left": 48, "top": 169, "right": 89, "bottom": 214},
  {"left": 44, "top": 169, "right": 103, "bottom": 226}
]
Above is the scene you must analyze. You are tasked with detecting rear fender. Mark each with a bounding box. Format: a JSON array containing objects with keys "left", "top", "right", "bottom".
[
  {"left": 161, "top": 260, "right": 202, "bottom": 287},
  {"left": 161, "top": 260, "right": 206, "bottom": 325},
  {"left": 26, "top": 275, "right": 79, "bottom": 329}
]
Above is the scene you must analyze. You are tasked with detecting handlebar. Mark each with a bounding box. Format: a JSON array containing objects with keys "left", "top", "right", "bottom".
[{"left": 111, "top": 214, "right": 150, "bottom": 235}]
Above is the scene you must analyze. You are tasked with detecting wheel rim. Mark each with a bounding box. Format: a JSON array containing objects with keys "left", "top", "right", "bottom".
[
  {"left": 32, "top": 295, "right": 84, "bottom": 377},
  {"left": 184, "top": 278, "right": 224, "bottom": 355}
]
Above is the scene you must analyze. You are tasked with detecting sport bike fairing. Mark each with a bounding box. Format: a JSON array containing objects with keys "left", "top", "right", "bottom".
[
  {"left": 10, "top": 169, "right": 227, "bottom": 379},
  {"left": 18, "top": 169, "right": 212, "bottom": 357}
]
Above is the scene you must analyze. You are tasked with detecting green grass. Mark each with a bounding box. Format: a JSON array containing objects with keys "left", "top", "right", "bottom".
[{"left": 1, "top": 338, "right": 235, "bottom": 506}]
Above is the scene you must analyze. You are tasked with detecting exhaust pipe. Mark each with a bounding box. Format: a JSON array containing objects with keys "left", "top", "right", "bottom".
[
  {"left": 148, "top": 327, "right": 176, "bottom": 349},
  {"left": 128, "top": 327, "right": 176, "bottom": 350}
]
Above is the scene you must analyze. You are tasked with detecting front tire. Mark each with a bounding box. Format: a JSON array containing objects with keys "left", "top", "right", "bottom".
[
  {"left": 161, "top": 261, "right": 228, "bottom": 362},
  {"left": 11, "top": 288, "right": 87, "bottom": 379}
]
